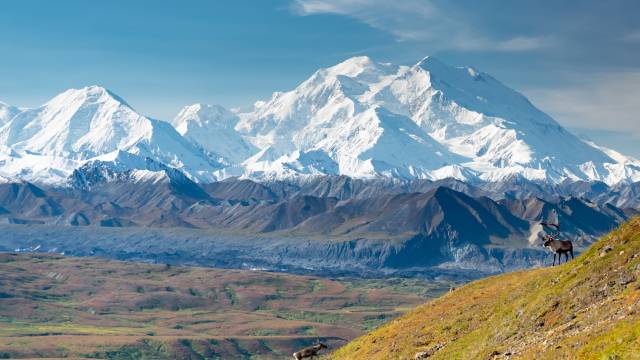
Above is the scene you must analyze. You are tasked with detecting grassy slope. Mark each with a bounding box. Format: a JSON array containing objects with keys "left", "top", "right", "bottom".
[
  {"left": 333, "top": 217, "right": 640, "bottom": 360},
  {"left": 0, "top": 253, "right": 454, "bottom": 359}
]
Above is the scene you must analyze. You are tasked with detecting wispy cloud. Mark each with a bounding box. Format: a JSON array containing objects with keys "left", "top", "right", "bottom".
[{"left": 291, "top": 0, "right": 552, "bottom": 52}]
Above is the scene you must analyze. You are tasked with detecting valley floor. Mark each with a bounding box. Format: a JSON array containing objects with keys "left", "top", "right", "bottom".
[{"left": 0, "top": 252, "right": 455, "bottom": 359}]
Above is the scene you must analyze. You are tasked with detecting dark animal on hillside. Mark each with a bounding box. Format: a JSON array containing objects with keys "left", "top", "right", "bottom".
[
  {"left": 541, "top": 222, "right": 574, "bottom": 266},
  {"left": 293, "top": 343, "right": 328, "bottom": 360}
]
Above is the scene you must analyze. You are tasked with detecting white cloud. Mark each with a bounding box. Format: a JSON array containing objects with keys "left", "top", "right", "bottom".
[
  {"left": 291, "top": 0, "right": 551, "bottom": 52},
  {"left": 293, "top": 0, "right": 441, "bottom": 41}
]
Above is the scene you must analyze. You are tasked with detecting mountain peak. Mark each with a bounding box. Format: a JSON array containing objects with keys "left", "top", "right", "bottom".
[
  {"left": 65, "top": 85, "right": 113, "bottom": 97},
  {"left": 49, "top": 85, "right": 131, "bottom": 109},
  {"left": 82, "top": 84, "right": 111, "bottom": 94},
  {"left": 326, "top": 55, "right": 388, "bottom": 78},
  {"left": 174, "top": 103, "right": 238, "bottom": 129},
  {"left": 173, "top": 103, "right": 255, "bottom": 164},
  {"left": 181, "top": 103, "right": 231, "bottom": 116},
  {"left": 414, "top": 55, "right": 447, "bottom": 70},
  {"left": 415, "top": 56, "right": 482, "bottom": 81},
  {"left": 0, "top": 84, "right": 154, "bottom": 162},
  {"left": 336, "top": 55, "right": 374, "bottom": 67}
]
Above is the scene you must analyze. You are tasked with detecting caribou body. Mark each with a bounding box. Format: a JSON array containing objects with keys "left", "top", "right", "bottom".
[
  {"left": 541, "top": 222, "right": 574, "bottom": 265},
  {"left": 293, "top": 343, "right": 328, "bottom": 360}
]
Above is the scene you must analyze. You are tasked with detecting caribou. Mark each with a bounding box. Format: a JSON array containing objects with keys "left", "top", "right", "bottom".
[
  {"left": 541, "top": 222, "right": 574, "bottom": 266},
  {"left": 293, "top": 343, "right": 328, "bottom": 360}
]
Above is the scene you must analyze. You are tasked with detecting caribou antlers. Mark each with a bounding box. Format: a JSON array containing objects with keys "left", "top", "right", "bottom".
[{"left": 540, "top": 222, "right": 574, "bottom": 266}]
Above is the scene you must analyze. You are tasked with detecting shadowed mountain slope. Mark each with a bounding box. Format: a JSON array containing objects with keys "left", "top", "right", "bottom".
[{"left": 0, "top": 177, "right": 636, "bottom": 274}]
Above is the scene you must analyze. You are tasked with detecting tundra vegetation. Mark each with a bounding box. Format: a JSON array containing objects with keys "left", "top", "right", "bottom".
[
  {"left": 0, "top": 253, "right": 454, "bottom": 359},
  {"left": 332, "top": 217, "right": 640, "bottom": 359}
]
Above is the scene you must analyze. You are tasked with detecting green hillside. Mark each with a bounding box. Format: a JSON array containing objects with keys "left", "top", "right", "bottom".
[{"left": 332, "top": 217, "right": 640, "bottom": 359}]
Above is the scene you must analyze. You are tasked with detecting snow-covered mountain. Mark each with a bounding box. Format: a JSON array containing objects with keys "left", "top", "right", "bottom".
[
  {"left": 0, "top": 56, "right": 638, "bottom": 186},
  {"left": 172, "top": 103, "right": 256, "bottom": 165},
  {"left": 0, "top": 86, "right": 221, "bottom": 184},
  {"left": 234, "top": 56, "right": 639, "bottom": 184},
  {"left": 0, "top": 101, "right": 21, "bottom": 126}
]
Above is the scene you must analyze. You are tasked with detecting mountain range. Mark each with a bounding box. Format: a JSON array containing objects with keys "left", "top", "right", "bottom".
[
  {"left": 0, "top": 177, "right": 636, "bottom": 276},
  {"left": 0, "top": 56, "right": 639, "bottom": 186},
  {"left": 1, "top": 56, "right": 639, "bottom": 276}
]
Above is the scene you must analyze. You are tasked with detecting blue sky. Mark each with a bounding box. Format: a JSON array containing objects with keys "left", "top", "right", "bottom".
[{"left": 1, "top": 0, "right": 639, "bottom": 156}]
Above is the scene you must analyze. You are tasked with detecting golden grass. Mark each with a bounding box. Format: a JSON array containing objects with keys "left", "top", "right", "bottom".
[{"left": 332, "top": 217, "right": 640, "bottom": 360}]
